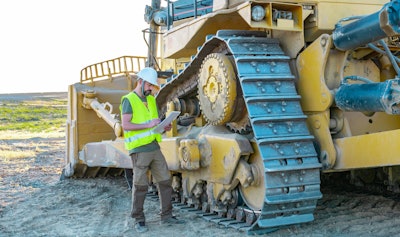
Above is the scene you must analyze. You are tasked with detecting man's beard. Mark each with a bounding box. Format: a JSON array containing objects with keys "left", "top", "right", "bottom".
[{"left": 143, "top": 90, "right": 152, "bottom": 96}]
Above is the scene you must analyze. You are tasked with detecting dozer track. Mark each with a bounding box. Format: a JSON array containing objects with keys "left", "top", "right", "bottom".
[{"left": 157, "top": 30, "right": 322, "bottom": 234}]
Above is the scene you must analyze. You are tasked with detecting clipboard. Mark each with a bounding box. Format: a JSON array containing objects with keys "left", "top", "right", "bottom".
[{"left": 152, "top": 111, "right": 180, "bottom": 133}]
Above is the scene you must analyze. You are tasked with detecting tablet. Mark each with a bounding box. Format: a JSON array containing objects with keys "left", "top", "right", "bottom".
[{"left": 152, "top": 111, "right": 180, "bottom": 133}]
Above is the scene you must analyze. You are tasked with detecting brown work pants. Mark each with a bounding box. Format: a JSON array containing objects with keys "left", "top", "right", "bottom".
[{"left": 130, "top": 149, "right": 173, "bottom": 223}]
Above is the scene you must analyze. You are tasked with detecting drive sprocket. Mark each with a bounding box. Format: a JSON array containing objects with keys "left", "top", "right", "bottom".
[{"left": 198, "top": 53, "right": 237, "bottom": 125}]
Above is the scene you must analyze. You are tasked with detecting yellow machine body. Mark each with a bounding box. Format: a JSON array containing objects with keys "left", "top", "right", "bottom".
[{"left": 64, "top": 0, "right": 400, "bottom": 233}]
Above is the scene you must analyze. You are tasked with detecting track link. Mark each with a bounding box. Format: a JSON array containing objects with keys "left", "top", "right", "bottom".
[{"left": 157, "top": 30, "right": 322, "bottom": 234}]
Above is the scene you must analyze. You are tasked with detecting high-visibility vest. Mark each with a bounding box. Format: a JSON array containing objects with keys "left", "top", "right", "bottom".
[{"left": 121, "top": 92, "right": 161, "bottom": 150}]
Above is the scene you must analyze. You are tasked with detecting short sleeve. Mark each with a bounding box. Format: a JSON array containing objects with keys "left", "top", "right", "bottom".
[{"left": 121, "top": 98, "right": 133, "bottom": 114}]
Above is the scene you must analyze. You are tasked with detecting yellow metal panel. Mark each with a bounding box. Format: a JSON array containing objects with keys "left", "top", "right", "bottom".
[
  {"left": 203, "top": 133, "right": 252, "bottom": 184},
  {"left": 307, "top": 112, "right": 336, "bottom": 169},
  {"left": 277, "top": 19, "right": 294, "bottom": 28},
  {"left": 344, "top": 112, "right": 400, "bottom": 136},
  {"left": 160, "top": 125, "right": 253, "bottom": 184},
  {"left": 163, "top": 3, "right": 250, "bottom": 58},
  {"left": 344, "top": 58, "right": 380, "bottom": 82},
  {"left": 243, "top": 2, "right": 303, "bottom": 31},
  {"left": 297, "top": 34, "right": 333, "bottom": 112},
  {"left": 81, "top": 139, "right": 131, "bottom": 169},
  {"left": 315, "top": 1, "right": 384, "bottom": 30},
  {"left": 71, "top": 82, "right": 129, "bottom": 151},
  {"left": 178, "top": 139, "right": 201, "bottom": 170},
  {"left": 304, "top": 1, "right": 385, "bottom": 41},
  {"left": 65, "top": 85, "right": 79, "bottom": 175},
  {"left": 160, "top": 138, "right": 181, "bottom": 171},
  {"left": 333, "top": 129, "right": 400, "bottom": 170}
]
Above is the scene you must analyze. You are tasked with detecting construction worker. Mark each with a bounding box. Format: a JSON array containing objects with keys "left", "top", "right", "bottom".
[{"left": 120, "top": 67, "right": 184, "bottom": 233}]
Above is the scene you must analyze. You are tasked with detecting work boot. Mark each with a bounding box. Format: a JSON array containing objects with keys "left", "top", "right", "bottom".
[
  {"left": 134, "top": 221, "right": 148, "bottom": 233},
  {"left": 160, "top": 216, "right": 185, "bottom": 225}
]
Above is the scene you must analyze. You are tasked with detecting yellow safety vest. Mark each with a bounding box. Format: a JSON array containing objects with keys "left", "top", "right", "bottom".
[{"left": 121, "top": 92, "right": 161, "bottom": 151}]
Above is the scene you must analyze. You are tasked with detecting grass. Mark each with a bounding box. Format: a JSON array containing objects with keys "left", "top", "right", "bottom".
[
  {"left": 0, "top": 148, "right": 36, "bottom": 159},
  {"left": 0, "top": 94, "right": 67, "bottom": 159},
  {"left": 0, "top": 97, "right": 67, "bottom": 133}
]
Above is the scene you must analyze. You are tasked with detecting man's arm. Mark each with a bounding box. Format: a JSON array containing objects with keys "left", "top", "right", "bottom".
[
  {"left": 121, "top": 113, "right": 160, "bottom": 131},
  {"left": 120, "top": 97, "right": 160, "bottom": 131}
]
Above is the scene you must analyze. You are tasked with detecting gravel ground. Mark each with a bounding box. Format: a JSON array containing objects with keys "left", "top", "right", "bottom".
[{"left": 1, "top": 93, "right": 400, "bottom": 237}]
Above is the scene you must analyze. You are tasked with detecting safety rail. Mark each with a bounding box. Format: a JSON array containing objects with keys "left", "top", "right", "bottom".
[{"left": 80, "top": 56, "right": 148, "bottom": 83}]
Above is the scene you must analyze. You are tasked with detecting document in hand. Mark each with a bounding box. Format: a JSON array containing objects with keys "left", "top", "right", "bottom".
[{"left": 152, "top": 111, "right": 180, "bottom": 133}]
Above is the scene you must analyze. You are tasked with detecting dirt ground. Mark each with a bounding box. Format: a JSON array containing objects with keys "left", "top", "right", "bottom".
[{"left": 2, "top": 93, "right": 400, "bottom": 237}]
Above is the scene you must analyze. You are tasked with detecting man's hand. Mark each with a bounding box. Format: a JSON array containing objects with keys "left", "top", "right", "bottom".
[
  {"left": 164, "top": 123, "right": 172, "bottom": 131},
  {"left": 148, "top": 118, "right": 161, "bottom": 128}
]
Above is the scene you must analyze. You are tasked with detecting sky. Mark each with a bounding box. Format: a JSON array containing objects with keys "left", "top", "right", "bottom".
[{"left": 0, "top": 0, "right": 151, "bottom": 94}]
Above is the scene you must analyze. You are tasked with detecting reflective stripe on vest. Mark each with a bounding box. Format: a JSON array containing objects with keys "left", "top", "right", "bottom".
[
  {"left": 121, "top": 92, "right": 161, "bottom": 150},
  {"left": 124, "top": 130, "right": 154, "bottom": 143}
]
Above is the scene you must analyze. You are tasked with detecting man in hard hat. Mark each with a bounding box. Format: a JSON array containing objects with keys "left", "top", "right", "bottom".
[{"left": 120, "top": 67, "right": 183, "bottom": 233}]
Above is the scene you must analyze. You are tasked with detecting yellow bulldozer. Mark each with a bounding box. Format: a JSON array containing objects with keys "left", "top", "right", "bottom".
[{"left": 62, "top": 0, "right": 400, "bottom": 234}]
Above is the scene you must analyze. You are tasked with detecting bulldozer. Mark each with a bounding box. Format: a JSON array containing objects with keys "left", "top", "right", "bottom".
[{"left": 62, "top": 0, "right": 400, "bottom": 234}]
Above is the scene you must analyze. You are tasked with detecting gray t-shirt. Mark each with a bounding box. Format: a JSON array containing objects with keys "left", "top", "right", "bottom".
[{"left": 121, "top": 95, "right": 160, "bottom": 155}]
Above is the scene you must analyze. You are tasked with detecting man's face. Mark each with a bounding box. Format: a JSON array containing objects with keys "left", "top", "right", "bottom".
[{"left": 142, "top": 81, "right": 156, "bottom": 96}]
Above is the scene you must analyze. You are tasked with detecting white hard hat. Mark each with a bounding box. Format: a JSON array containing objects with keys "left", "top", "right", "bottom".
[{"left": 137, "top": 67, "right": 158, "bottom": 86}]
